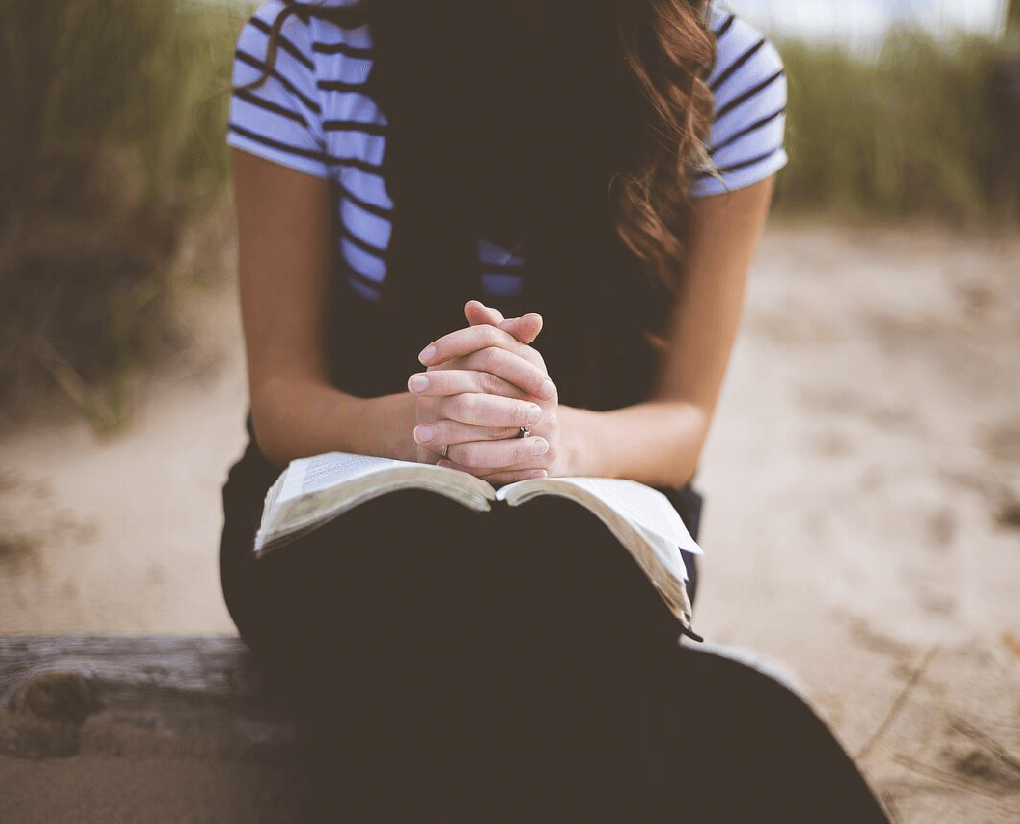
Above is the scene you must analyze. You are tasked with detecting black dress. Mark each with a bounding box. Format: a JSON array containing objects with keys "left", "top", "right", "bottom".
[{"left": 218, "top": 276, "right": 889, "bottom": 823}]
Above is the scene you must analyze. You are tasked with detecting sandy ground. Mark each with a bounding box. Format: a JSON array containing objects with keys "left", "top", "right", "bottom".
[{"left": 1, "top": 220, "right": 1018, "bottom": 821}]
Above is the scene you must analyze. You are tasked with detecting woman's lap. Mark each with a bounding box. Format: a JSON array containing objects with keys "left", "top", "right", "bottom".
[
  {"left": 219, "top": 489, "right": 888, "bottom": 822},
  {"left": 221, "top": 492, "right": 682, "bottom": 808},
  {"left": 222, "top": 490, "right": 684, "bottom": 708}
]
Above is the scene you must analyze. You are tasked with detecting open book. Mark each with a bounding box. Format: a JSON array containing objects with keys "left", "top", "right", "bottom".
[{"left": 256, "top": 452, "right": 703, "bottom": 640}]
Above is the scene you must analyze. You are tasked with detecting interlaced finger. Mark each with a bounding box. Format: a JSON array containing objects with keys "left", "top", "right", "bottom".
[
  {"left": 413, "top": 420, "right": 522, "bottom": 449},
  {"left": 437, "top": 457, "right": 549, "bottom": 485},
  {"left": 433, "top": 347, "right": 554, "bottom": 399},
  {"left": 420, "top": 324, "right": 536, "bottom": 365},
  {"left": 407, "top": 369, "right": 527, "bottom": 401},
  {"left": 443, "top": 435, "right": 549, "bottom": 471},
  {"left": 437, "top": 392, "right": 544, "bottom": 429}
]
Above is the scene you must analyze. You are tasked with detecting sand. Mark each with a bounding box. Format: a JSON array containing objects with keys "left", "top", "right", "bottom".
[{"left": 1, "top": 219, "right": 1018, "bottom": 822}]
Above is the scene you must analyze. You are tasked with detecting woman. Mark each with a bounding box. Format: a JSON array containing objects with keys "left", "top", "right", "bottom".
[{"left": 220, "top": 1, "right": 889, "bottom": 820}]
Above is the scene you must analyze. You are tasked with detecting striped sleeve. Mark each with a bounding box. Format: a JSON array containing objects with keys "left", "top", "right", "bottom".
[
  {"left": 227, "top": 1, "right": 330, "bottom": 179},
  {"left": 690, "top": 11, "right": 788, "bottom": 197}
]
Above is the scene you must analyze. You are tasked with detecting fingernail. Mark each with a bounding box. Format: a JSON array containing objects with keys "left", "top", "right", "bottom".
[
  {"left": 407, "top": 374, "right": 429, "bottom": 393},
  {"left": 526, "top": 405, "right": 543, "bottom": 426},
  {"left": 532, "top": 438, "right": 549, "bottom": 457},
  {"left": 418, "top": 344, "right": 437, "bottom": 363},
  {"left": 540, "top": 379, "right": 555, "bottom": 399},
  {"left": 414, "top": 425, "right": 434, "bottom": 444}
]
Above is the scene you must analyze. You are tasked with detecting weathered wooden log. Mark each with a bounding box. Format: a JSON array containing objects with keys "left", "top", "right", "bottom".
[{"left": 0, "top": 636, "right": 297, "bottom": 760}]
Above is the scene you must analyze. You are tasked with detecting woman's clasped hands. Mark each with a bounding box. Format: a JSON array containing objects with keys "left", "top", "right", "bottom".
[{"left": 408, "top": 300, "right": 561, "bottom": 484}]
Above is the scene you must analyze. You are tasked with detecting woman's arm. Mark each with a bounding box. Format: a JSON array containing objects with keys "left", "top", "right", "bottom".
[
  {"left": 560, "top": 177, "right": 776, "bottom": 487},
  {"left": 236, "top": 150, "right": 552, "bottom": 467},
  {"left": 417, "top": 177, "right": 774, "bottom": 488},
  {"left": 235, "top": 150, "right": 418, "bottom": 465}
]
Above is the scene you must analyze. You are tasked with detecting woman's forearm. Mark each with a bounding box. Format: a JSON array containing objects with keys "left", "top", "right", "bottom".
[
  {"left": 251, "top": 372, "right": 710, "bottom": 486},
  {"left": 558, "top": 180, "right": 776, "bottom": 488},
  {"left": 557, "top": 401, "right": 712, "bottom": 488},
  {"left": 250, "top": 376, "right": 418, "bottom": 467}
]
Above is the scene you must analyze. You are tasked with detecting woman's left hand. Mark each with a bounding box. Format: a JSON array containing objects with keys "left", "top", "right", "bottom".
[{"left": 409, "top": 302, "right": 562, "bottom": 483}]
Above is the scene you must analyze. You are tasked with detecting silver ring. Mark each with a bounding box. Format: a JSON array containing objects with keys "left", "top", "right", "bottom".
[
  {"left": 440, "top": 444, "right": 449, "bottom": 459},
  {"left": 517, "top": 426, "right": 530, "bottom": 439}
]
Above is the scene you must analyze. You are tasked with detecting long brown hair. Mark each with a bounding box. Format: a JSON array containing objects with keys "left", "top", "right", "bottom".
[
  {"left": 616, "top": 0, "right": 716, "bottom": 287},
  {"left": 239, "top": 0, "right": 716, "bottom": 292}
]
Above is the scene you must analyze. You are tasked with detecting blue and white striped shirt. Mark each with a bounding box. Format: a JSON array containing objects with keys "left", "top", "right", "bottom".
[{"left": 228, "top": 1, "right": 787, "bottom": 304}]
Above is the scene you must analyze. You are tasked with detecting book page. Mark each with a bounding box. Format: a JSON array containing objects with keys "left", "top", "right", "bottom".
[
  {"left": 256, "top": 454, "right": 497, "bottom": 557},
  {"left": 497, "top": 478, "right": 701, "bottom": 555},
  {"left": 277, "top": 452, "right": 413, "bottom": 504}
]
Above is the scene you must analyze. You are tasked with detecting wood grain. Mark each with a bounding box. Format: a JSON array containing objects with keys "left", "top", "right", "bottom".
[{"left": 0, "top": 636, "right": 297, "bottom": 759}]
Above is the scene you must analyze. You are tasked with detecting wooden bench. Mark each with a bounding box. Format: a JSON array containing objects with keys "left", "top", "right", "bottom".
[{"left": 0, "top": 636, "right": 303, "bottom": 822}]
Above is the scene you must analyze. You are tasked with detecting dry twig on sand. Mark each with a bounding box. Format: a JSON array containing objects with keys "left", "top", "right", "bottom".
[{"left": 857, "top": 645, "right": 940, "bottom": 762}]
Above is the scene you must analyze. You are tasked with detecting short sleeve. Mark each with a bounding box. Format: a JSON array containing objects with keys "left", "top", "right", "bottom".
[
  {"left": 690, "top": 11, "right": 788, "bottom": 197},
  {"left": 227, "top": 0, "right": 329, "bottom": 178}
]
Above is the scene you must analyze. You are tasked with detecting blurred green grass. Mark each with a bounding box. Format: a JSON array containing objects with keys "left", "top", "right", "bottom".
[
  {"left": 0, "top": 0, "right": 252, "bottom": 426},
  {"left": 0, "top": 4, "right": 1017, "bottom": 425},
  {"left": 773, "top": 32, "right": 1020, "bottom": 220}
]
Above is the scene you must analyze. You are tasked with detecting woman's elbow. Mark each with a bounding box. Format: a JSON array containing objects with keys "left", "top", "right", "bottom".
[{"left": 248, "top": 377, "right": 300, "bottom": 467}]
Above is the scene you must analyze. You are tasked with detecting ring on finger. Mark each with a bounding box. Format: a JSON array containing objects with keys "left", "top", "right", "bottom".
[
  {"left": 517, "top": 426, "right": 530, "bottom": 439},
  {"left": 440, "top": 444, "right": 449, "bottom": 459}
]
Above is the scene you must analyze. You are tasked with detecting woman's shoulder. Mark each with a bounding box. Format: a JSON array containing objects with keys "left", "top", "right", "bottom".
[
  {"left": 706, "top": 4, "right": 785, "bottom": 93},
  {"left": 244, "top": 0, "right": 364, "bottom": 21},
  {"left": 689, "top": 5, "right": 788, "bottom": 196},
  {"left": 229, "top": 0, "right": 376, "bottom": 180},
  {"left": 237, "top": 0, "right": 372, "bottom": 61}
]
